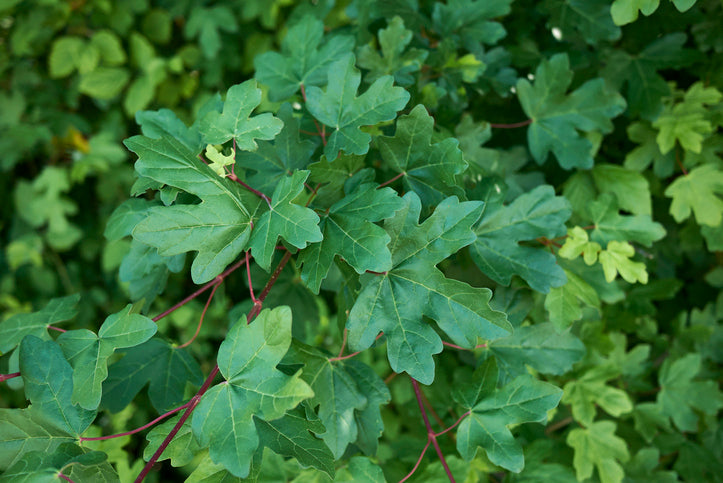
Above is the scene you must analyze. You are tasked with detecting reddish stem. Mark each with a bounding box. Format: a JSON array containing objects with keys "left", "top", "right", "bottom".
[
  {"left": 378, "top": 171, "right": 406, "bottom": 188},
  {"left": 675, "top": 147, "right": 689, "bottom": 176},
  {"left": 489, "top": 119, "right": 532, "bottom": 129},
  {"left": 337, "top": 329, "right": 348, "bottom": 358},
  {"left": 300, "top": 83, "right": 307, "bottom": 102},
  {"left": 177, "top": 281, "right": 221, "bottom": 350},
  {"left": 152, "top": 258, "right": 247, "bottom": 323},
  {"left": 410, "top": 378, "right": 456, "bottom": 482},
  {"left": 135, "top": 365, "right": 220, "bottom": 483},
  {"left": 384, "top": 372, "right": 398, "bottom": 384},
  {"left": 47, "top": 325, "right": 67, "bottom": 333},
  {"left": 306, "top": 183, "right": 322, "bottom": 207},
  {"left": 399, "top": 439, "right": 431, "bottom": 483},
  {"left": 0, "top": 372, "right": 21, "bottom": 383},
  {"left": 57, "top": 474, "right": 74, "bottom": 483},
  {"left": 442, "top": 341, "right": 487, "bottom": 351},
  {"left": 434, "top": 411, "right": 470, "bottom": 437},
  {"left": 228, "top": 175, "right": 272, "bottom": 207},
  {"left": 329, "top": 333, "right": 384, "bottom": 362},
  {"left": 80, "top": 403, "right": 190, "bottom": 441}
]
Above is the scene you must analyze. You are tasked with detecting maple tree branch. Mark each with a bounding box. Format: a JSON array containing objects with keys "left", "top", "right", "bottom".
[
  {"left": 153, "top": 257, "right": 246, "bottom": 323},
  {"left": 246, "top": 251, "right": 294, "bottom": 322},
  {"left": 399, "top": 439, "right": 431, "bottom": 482},
  {"left": 177, "top": 281, "right": 221, "bottom": 349},
  {"left": 411, "top": 378, "right": 456, "bottom": 482},
  {"left": 378, "top": 171, "right": 406, "bottom": 188},
  {"left": 489, "top": 119, "right": 532, "bottom": 129},
  {"left": 0, "top": 372, "right": 21, "bottom": 383},
  {"left": 135, "top": 364, "right": 220, "bottom": 483},
  {"left": 80, "top": 402, "right": 190, "bottom": 441},
  {"left": 228, "top": 174, "right": 272, "bottom": 207}
]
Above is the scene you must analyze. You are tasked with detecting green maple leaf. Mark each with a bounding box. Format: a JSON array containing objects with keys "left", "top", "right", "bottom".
[
  {"left": 125, "top": 135, "right": 255, "bottom": 284},
  {"left": 664, "top": 164, "right": 723, "bottom": 226},
  {"left": 517, "top": 53, "right": 626, "bottom": 169},
  {"left": 2, "top": 443, "right": 116, "bottom": 482},
  {"left": 602, "top": 34, "right": 699, "bottom": 119},
  {"left": 284, "top": 342, "right": 390, "bottom": 460},
  {"left": 588, "top": 194, "right": 666, "bottom": 246},
  {"left": 653, "top": 82, "right": 722, "bottom": 154},
  {"left": 191, "top": 307, "right": 313, "bottom": 478},
  {"left": 0, "top": 409, "right": 76, "bottom": 471},
  {"left": 254, "top": 15, "right": 355, "bottom": 101},
  {"left": 18, "top": 336, "right": 96, "bottom": 437},
  {"left": 471, "top": 185, "right": 572, "bottom": 293},
  {"left": 0, "top": 294, "right": 80, "bottom": 356},
  {"left": 197, "top": 80, "right": 284, "bottom": 150},
  {"left": 377, "top": 104, "right": 467, "bottom": 209},
  {"left": 562, "top": 365, "right": 633, "bottom": 426},
  {"left": 236, "top": 103, "right": 318, "bottom": 197},
  {"left": 431, "top": 0, "right": 513, "bottom": 48},
  {"left": 254, "top": 404, "right": 335, "bottom": 477},
  {"left": 305, "top": 54, "right": 410, "bottom": 160},
  {"left": 488, "top": 322, "right": 586, "bottom": 378},
  {"left": 101, "top": 338, "right": 203, "bottom": 413},
  {"left": 455, "top": 359, "right": 562, "bottom": 472},
  {"left": 656, "top": 354, "right": 723, "bottom": 431},
  {"left": 558, "top": 227, "right": 602, "bottom": 265},
  {"left": 611, "top": 0, "right": 697, "bottom": 25},
  {"left": 624, "top": 121, "right": 675, "bottom": 177},
  {"left": 298, "top": 181, "right": 403, "bottom": 293},
  {"left": 185, "top": 6, "right": 238, "bottom": 58},
  {"left": 56, "top": 305, "right": 157, "bottom": 410},
  {"left": 545, "top": 269, "right": 600, "bottom": 330},
  {"left": 357, "top": 16, "right": 428, "bottom": 86},
  {"left": 542, "top": 0, "right": 621, "bottom": 45},
  {"left": 347, "top": 193, "right": 511, "bottom": 384},
  {"left": 625, "top": 448, "right": 679, "bottom": 483},
  {"left": 248, "top": 170, "right": 322, "bottom": 270},
  {"left": 135, "top": 108, "right": 204, "bottom": 152},
  {"left": 307, "top": 153, "right": 366, "bottom": 207},
  {"left": 599, "top": 240, "right": 649, "bottom": 284},
  {"left": 144, "top": 415, "right": 201, "bottom": 467},
  {"left": 567, "top": 421, "right": 630, "bottom": 483},
  {"left": 591, "top": 164, "right": 651, "bottom": 216}
]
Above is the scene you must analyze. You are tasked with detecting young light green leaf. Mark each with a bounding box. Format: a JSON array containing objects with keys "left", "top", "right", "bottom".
[
  {"left": 599, "top": 240, "right": 649, "bottom": 284},
  {"left": 56, "top": 304, "right": 157, "bottom": 410},
  {"left": 456, "top": 359, "right": 563, "bottom": 472},
  {"left": 101, "top": 338, "right": 203, "bottom": 413},
  {"left": 0, "top": 294, "right": 80, "bottom": 356},
  {"left": 567, "top": 421, "right": 630, "bottom": 483},
  {"left": 19, "top": 336, "right": 96, "bottom": 437},
  {"left": 197, "top": 80, "right": 284, "bottom": 150},
  {"left": 191, "top": 307, "right": 313, "bottom": 477},
  {"left": 562, "top": 365, "right": 633, "bottom": 426},
  {"left": 306, "top": 54, "right": 410, "bottom": 160},
  {"left": 377, "top": 104, "right": 467, "bottom": 209},
  {"left": 204, "top": 144, "right": 235, "bottom": 178},
  {"left": 471, "top": 185, "right": 572, "bottom": 293},
  {"left": 347, "top": 193, "right": 511, "bottom": 384},
  {"left": 656, "top": 353, "right": 723, "bottom": 431},
  {"left": 248, "top": 170, "right": 323, "bottom": 270},
  {"left": 610, "top": 0, "right": 661, "bottom": 25},
  {"left": 558, "top": 227, "right": 602, "bottom": 265},
  {"left": 254, "top": 15, "right": 355, "bottom": 101},
  {"left": 236, "top": 103, "right": 318, "bottom": 197},
  {"left": 664, "top": 164, "right": 723, "bottom": 226},
  {"left": 298, "top": 181, "right": 403, "bottom": 293},
  {"left": 125, "top": 135, "right": 254, "bottom": 283},
  {"left": 357, "top": 16, "right": 428, "bottom": 86},
  {"left": 517, "top": 53, "right": 626, "bottom": 169}
]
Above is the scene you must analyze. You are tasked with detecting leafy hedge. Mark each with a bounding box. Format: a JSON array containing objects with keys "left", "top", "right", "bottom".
[{"left": 1, "top": 0, "right": 722, "bottom": 482}]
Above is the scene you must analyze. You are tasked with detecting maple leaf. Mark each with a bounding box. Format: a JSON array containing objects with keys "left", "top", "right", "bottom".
[
  {"left": 431, "top": 0, "right": 513, "bottom": 49},
  {"left": 204, "top": 144, "right": 235, "bottom": 178},
  {"left": 611, "top": 0, "right": 697, "bottom": 25},
  {"left": 591, "top": 164, "right": 651, "bottom": 216},
  {"left": 56, "top": 304, "right": 157, "bottom": 410},
  {"left": 664, "top": 163, "right": 723, "bottom": 227},
  {"left": 587, "top": 194, "right": 666, "bottom": 246},
  {"left": 624, "top": 121, "right": 675, "bottom": 177},
  {"left": 377, "top": 104, "right": 467, "bottom": 209},
  {"left": 545, "top": 269, "right": 600, "bottom": 330},
  {"left": 248, "top": 170, "right": 323, "bottom": 271},
  {"left": 517, "top": 53, "right": 626, "bottom": 169},
  {"left": 599, "top": 240, "right": 649, "bottom": 284},
  {"left": 1, "top": 443, "right": 116, "bottom": 482},
  {"left": 0, "top": 294, "right": 80, "bottom": 356},
  {"left": 197, "top": 80, "right": 284, "bottom": 150},
  {"left": 236, "top": 103, "right": 318, "bottom": 197},
  {"left": 471, "top": 185, "right": 572, "bottom": 293},
  {"left": 101, "top": 338, "right": 204, "bottom": 413},
  {"left": 184, "top": 6, "right": 237, "bottom": 58},
  {"left": 125, "top": 134, "right": 255, "bottom": 284},
  {"left": 298, "top": 180, "right": 403, "bottom": 293},
  {"left": 357, "top": 16, "right": 428, "bottom": 86},
  {"left": 347, "top": 193, "right": 511, "bottom": 384},
  {"left": 254, "top": 15, "right": 355, "bottom": 101},
  {"left": 455, "top": 358, "right": 563, "bottom": 472},
  {"left": 542, "top": 0, "right": 621, "bottom": 45},
  {"left": 305, "top": 54, "right": 410, "bottom": 160},
  {"left": 135, "top": 108, "right": 204, "bottom": 152},
  {"left": 191, "top": 307, "right": 313, "bottom": 477},
  {"left": 284, "top": 342, "right": 390, "bottom": 459},
  {"left": 0, "top": 409, "right": 76, "bottom": 471},
  {"left": 558, "top": 227, "right": 602, "bottom": 265},
  {"left": 562, "top": 365, "right": 633, "bottom": 426},
  {"left": 653, "top": 82, "right": 722, "bottom": 154},
  {"left": 567, "top": 421, "right": 630, "bottom": 483},
  {"left": 144, "top": 416, "right": 200, "bottom": 468}
]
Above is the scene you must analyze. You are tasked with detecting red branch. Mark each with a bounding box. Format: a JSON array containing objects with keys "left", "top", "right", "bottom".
[
  {"left": 442, "top": 341, "right": 487, "bottom": 351},
  {"left": 47, "top": 325, "right": 67, "bottom": 333},
  {"left": 0, "top": 372, "right": 21, "bottom": 383},
  {"left": 80, "top": 403, "right": 190, "bottom": 441},
  {"left": 177, "top": 281, "right": 221, "bottom": 349},
  {"left": 228, "top": 174, "right": 272, "bottom": 207},
  {"left": 407, "top": 378, "right": 457, "bottom": 482},
  {"left": 57, "top": 474, "right": 75, "bottom": 483},
  {"left": 489, "top": 119, "right": 532, "bottom": 129},
  {"left": 378, "top": 171, "right": 406, "bottom": 188}
]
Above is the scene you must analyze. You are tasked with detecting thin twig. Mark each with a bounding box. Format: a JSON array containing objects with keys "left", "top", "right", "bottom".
[
  {"left": 47, "top": 325, "right": 67, "bottom": 333},
  {"left": 411, "top": 378, "right": 456, "bottom": 482},
  {"left": 489, "top": 119, "right": 532, "bottom": 129},
  {"left": 176, "top": 281, "right": 221, "bottom": 349},
  {"left": 80, "top": 403, "right": 190, "bottom": 441},
  {"left": 378, "top": 171, "right": 405, "bottom": 188}
]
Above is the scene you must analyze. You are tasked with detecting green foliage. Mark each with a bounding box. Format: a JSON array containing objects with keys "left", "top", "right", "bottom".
[{"left": 1, "top": 1, "right": 720, "bottom": 482}]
